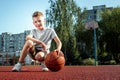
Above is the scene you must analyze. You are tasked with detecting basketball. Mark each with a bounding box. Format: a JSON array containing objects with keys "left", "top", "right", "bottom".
[{"left": 45, "top": 51, "right": 65, "bottom": 72}]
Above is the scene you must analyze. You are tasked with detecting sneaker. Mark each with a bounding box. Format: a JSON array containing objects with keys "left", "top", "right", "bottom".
[
  {"left": 41, "top": 62, "right": 49, "bottom": 71},
  {"left": 12, "top": 62, "right": 22, "bottom": 72}
]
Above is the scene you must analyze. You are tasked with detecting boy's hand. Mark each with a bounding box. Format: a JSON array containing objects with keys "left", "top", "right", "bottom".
[{"left": 54, "top": 49, "right": 61, "bottom": 53}]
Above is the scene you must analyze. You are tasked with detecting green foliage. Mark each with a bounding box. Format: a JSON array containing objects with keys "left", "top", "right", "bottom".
[
  {"left": 99, "top": 7, "right": 120, "bottom": 64},
  {"left": 82, "top": 58, "right": 96, "bottom": 65},
  {"left": 110, "top": 60, "right": 116, "bottom": 65},
  {"left": 100, "top": 7, "right": 120, "bottom": 33},
  {"left": 101, "top": 52, "right": 107, "bottom": 57},
  {"left": 46, "top": 0, "right": 120, "bottom": 65},
  {"left": 46, "top": 0, "right": 82, "bottom": 65}
]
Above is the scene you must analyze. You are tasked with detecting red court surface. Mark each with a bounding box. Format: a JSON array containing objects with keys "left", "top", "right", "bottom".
[{"left": 0, "top": 65, "right": 120, "bottom": 80}]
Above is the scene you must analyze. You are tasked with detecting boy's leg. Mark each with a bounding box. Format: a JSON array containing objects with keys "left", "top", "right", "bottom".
[
  {"left": 35, "top": 52, "right": 45, "bottom": 62},
  {"left": 41, "top": 62, "right": 49, "bottom": 71},
  {"left": 12, "top": 40, "right": 34, "bottom": 71},
  {"left": 19, "top": 40, "right": 34, "bottom": 62},
  {"left": 34, "top": 52, "right": 49, "bottom": 71}
]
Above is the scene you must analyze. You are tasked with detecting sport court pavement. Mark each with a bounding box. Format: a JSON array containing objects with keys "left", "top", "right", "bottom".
[{"left": 0, "top": 65, "right": 120, "bottom": 80}]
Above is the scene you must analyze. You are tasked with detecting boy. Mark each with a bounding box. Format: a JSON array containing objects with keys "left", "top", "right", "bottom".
[{"left": 12, "top": 11, "right": 62, "bottom": 71}]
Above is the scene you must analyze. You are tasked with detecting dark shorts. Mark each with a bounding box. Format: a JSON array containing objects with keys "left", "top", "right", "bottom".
[{"left": 29, "top": 45, "right": 44, "bottom": 60}]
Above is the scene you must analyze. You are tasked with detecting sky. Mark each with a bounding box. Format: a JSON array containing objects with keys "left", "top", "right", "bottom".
[{"left": 0, "top": 0, "right": 120, "bottom": 34}]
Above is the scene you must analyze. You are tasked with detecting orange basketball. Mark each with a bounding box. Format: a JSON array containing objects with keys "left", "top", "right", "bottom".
[{"left": 45, "top": 51, "right": 65, "bottom": 72}]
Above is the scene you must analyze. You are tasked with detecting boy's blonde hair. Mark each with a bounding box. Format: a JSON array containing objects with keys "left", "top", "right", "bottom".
[{"left": 32, "top": 11, "right": 43, "bottom": 17}]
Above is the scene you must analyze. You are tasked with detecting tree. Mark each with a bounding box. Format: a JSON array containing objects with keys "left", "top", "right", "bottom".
[
  {"left": 99, "top": 7, "right": 120, "bottom": 64},
  {"left": 46, "top": 0, "right": 82, "bottom": 65}
]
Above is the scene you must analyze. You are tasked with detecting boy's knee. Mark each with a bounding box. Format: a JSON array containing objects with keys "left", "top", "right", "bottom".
[
  {"left": 35, "top": 52, "right": 45, "bottom": 62},
  {"left": 26, "top": 40, "right": 34, "bottom": 47}
]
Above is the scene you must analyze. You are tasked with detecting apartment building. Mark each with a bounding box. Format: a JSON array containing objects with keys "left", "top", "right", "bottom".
[
  {"left": 0, "top": 30, "right": 30, "bottom": 54},
  {"left": 0, "top": 30, "right": 30, "bottom": 65},
  {"left": 85, "top": 5, "right": 113, "bottom": 22},
  {"left": 0, "top": 35, "right": 2, "bottom": 52}
]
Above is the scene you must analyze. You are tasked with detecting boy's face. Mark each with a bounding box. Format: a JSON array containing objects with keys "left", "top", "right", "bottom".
[{"left": 33, "top": 16, "right": 45, "bottom": 30}]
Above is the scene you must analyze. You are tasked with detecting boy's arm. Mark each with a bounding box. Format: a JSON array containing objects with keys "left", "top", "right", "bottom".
[
  {"left": 54, "top": 36, "right": 62, "bottom": 52},
  {"left": 26, "top": 35, "right": 47, "bottom": 51}
]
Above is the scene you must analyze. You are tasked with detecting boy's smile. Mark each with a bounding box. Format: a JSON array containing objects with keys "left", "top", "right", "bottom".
[{"left": 33, "top": 16, "right": 45, "bottom": 30}]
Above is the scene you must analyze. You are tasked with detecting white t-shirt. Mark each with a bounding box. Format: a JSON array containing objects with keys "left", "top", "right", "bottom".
[{"left": 30, "top": 28, "right": 57, "bottom": 53}]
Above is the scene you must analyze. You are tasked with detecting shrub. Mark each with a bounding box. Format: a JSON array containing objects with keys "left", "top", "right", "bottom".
[{"left": 82, "top": 58, "right": 97, "bottom": 65}]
